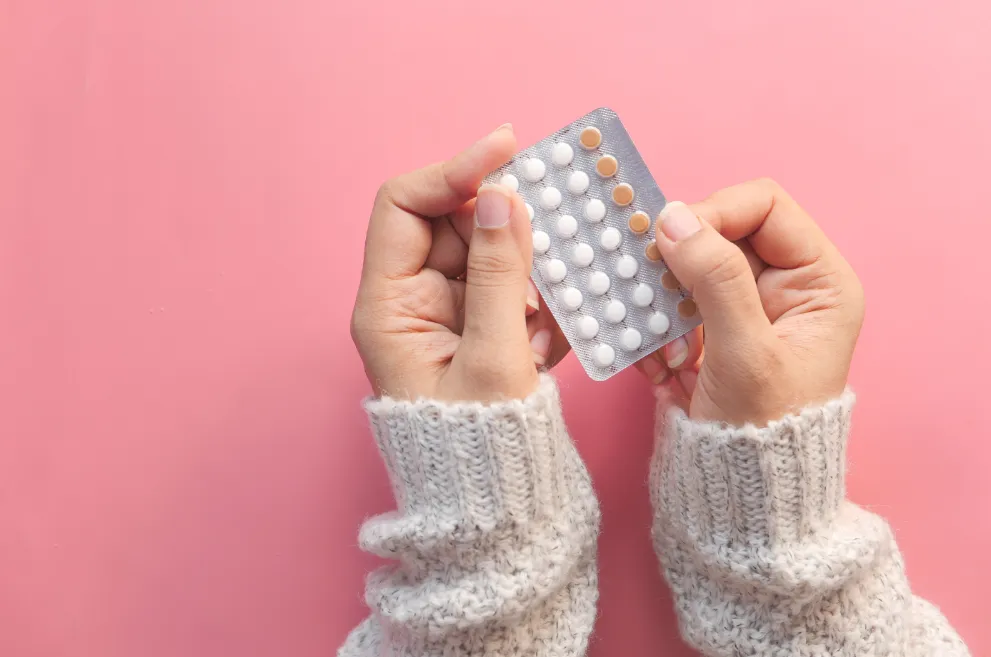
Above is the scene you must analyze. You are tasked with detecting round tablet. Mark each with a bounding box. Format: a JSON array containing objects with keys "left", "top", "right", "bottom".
[
  {"left": 600, "top": 227, "right": 622, "bottom": 251},
  {"left": 532, "top": 230, "right": 550, "bottom": 255},
  {"left": 587, "top": 271, "right": 610, "bottom": 296},
  {"left": 632, "top": 283, "right": 654, "bottom": 307},
  {"left": 596, "top": 155, "right": 619, "bottom": 178},
  {"left": 567, "top": 171, "right": 590, "bottom": 195},
  {"left": 648, "top": 312, "right": 671, "bottom": 335},
  {"left": 540, "top": 186, "right": 562, "bottom": 210},
  {"left": 619, "top": 328, "right": 643, "bottom": 351},
  {"left": 499, "top": 173, "right": 519, "bottom": 192},
  {"left": 526, "top": 203, "right": 535, "bottom": 221},
  {"left": 551, "top": 142, "right": 574, "bottom": 167},
  {"left": 579, "top": 126, "right": 602, "bottom": 150},
  {"left": 628, "top": 211, "right": 650, "bottom": 234},
  {"left": 522, "top": 158, "right": 546, "bottom": 182},
  {"left": 661, "top": 270, "right": 681, "bottom": 290},
  {"left": 544, "top": 258, "right": 567, "bottom": 283},
  {"left": 584, "top": 199, "right": 606, "bottom": 222},
  {"left": 556, "top": 214, "right": 578, "bottom": 238},
  {"left": 571, "top": 243, "right": 594, "bottom": 267},
  {"left": 678, "top": 298, "right": 698, "bottom": 318},
  {"left": 604, "top": 299, "right": 627, "bottom": 323},
  {"left": 592, "top": 343, "right": 615, "bottom": 368},
  {"left": 645, "top": 240, "right": 662, "bottom": 261},
  {"left": 561, "top": 286, "right": 583, "bottom": 311},
  {"left": 576, "top": 315, "right": 599, "bottom": 340},
  {"left": 615, "top": 254, "right": 638, "bottom": 279},
  {"left": 612, "top": 183, "right": 635, "bottom": 206}
]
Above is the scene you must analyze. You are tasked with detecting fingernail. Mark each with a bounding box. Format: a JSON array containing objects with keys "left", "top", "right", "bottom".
[
  {"left": 496, "top": 122, "right": 514, "bottom": 133},
  {"left": 659, "top": 201, "right": 701, "bottom": 242},
  {"left": 665, "top": 336, "right": 689, "bottom": 368},
  {"left": 475, "top": 184, "right": 511, "bottom": 229},
  {"left": 641, "top": 355, "right": 669, "bottom": 385},
  {"left": 526, "top": 280, "right": 540, "bottom": 312},
  {"left": 530, "top": 329, "right": 552, "bottom": 366}
]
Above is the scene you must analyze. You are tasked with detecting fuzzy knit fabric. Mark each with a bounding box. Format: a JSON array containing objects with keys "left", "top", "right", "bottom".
[{"left": 341, "top": 375, "right": 969, "bottom": 656}]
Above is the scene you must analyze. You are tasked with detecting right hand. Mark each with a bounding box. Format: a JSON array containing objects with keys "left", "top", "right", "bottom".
[{"left": 636, "top": 179, "right": 865, "bottom": 426}]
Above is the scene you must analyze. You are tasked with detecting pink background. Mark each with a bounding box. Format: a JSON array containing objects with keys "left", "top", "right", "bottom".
[{"left": 2, "top": 1, "right": 989, "bottom": 655}]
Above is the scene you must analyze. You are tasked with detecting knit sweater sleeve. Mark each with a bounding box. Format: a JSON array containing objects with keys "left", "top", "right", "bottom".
[
  {"left": 339, "top": 374, "right": 600, "bottom": 657},
  {"left": 650, "top": 391, "right": 970, "bottom": 657}
]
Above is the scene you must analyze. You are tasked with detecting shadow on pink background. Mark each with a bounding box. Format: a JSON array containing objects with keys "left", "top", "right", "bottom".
[{"left": 2, "top": 1, "right": 989, "bottom": 656}]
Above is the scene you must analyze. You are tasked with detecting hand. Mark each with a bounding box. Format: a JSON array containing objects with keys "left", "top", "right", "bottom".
[
  {"left": 350, "top": 125, "right": 569, "bottom": 402},
  {"left": 636, "top": 179, "right": 865, "bottom": 426}
]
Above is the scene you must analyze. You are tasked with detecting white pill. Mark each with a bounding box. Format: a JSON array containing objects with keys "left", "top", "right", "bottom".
[
  {"left": 551, "top": 142, "right": 574, "bottom": 167},
  {"left": 522, "top": 157, "right": 546, "bottom": 182},
  {"left": 632, "top": 283, "right": 654, "bottom": 307},
  {"left": 587, "top": 271, "right": 611, "bottom": 296},
  {"left": 571, "top": 243, "right": 594, "bottom": 267},
  {"left": 592, "top": 343, "right": 616, "bottom": 368},
  {"left": 567, "top": 171, "right": 590, "bottom": 195},
  {"left": 600, "top": 227, "right": 622, "bottom": 251},
  {"left": 561, "top": 286, "right": 583, "bottom": 311},
  {"left": 499, "top": 174, "right": 519, "bottom": 192},
  {"left": 584, "top": 199, "right": 606, "bottom": 222},
  {"left": 532, "top": 230, "right": 551, "bottom": 254},
  {"left": 615, "top": 254, "right": 639, "bottom": 279},
  {"left": 540, "top": 187, "right": 562, "bottom": 210},
  {"left": 526, "top": 203, "right": 534, "bottom": 221},
  {"left": 619, "top": 328, "right": 643, "bottom": 351},
  {"left": 648, "top": 312, "right": 671, "bottom": 335},
  {"left": 576, "top": 315, "right": 599, "bottom": 340},
  {"left": 556, "top": 214, "right": 578, "bottom": 238},
  {"left": 604, "top": 299, "right": 627, "bottom": 323},
  {"left": 544, "top": 258, "right": 567, "bottom": 283}
]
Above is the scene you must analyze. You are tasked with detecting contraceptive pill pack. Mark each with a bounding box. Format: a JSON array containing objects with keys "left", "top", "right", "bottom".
[{"left": 484, "top": 107, "right": 702, "bottom": 381}]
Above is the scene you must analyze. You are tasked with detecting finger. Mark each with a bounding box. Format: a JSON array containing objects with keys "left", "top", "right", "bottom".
[
  {"left": 635, "top": 351, "right": 671, "bottom": 385},
  {"left": 655, "top": 201, "right": 771, "bottom": 339},
  {"left": 526, "top": 306, "right": 570, "bottom": 369},
  {"left": 525, "top": 280, "right": 540, "bottom": 316},
  {"left": 425, "top": 211, "right": 471, "bottom": 278},
  {"left": 364, "top": 124, "right": 516, "bottom": 280},
  {"left": 676, "top": 368, "right": 698, "bottom": 399},
  {"left": 734, "top": 238, "right": 768, "bottom": 280},
  {"left": 661, "top": 325, "right": 703, "bottom": 370},
  {"left": 690, "top": 178, "right": 839, "bottom": 270}
]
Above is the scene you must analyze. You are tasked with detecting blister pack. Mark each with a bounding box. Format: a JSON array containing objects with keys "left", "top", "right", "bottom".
[{"left": 484, "top": 107, "right": 702, "bottom": 381}]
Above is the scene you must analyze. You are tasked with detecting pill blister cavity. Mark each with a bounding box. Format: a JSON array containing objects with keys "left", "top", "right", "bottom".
[
  {"left": 615, "top": 254, "right": 638, "bottom": 279},
  {"left": 556, "top": 214, "right": 578, "bottom": 238},
  {"left": 596, "top": 155, "right": 618, "bottom": 178},
  {"left": 600, "top": 227, "right": 622, "bottom": 251},
  {"left": 592, "top": 343, "right": 615, "bottom": 367},
  {"left": 526, "top": 203, "right": 535, "bottom": 221},
  {"left": 678, "top": 298, "right": 698, "bottom": 318},
  {"left": 579, "top": 126, "right": 602, "bottom": 150},
  {"left": 645, "top": 240, "right": 662, "bottom": 261},
  {"left": 576, "top": 315, "right": 599, "bottom": 340},
  {"left": 499, "top": 174, "right": 519, "bottom": 192},
  {"left": 551, "top": 142, "right": 574, "bottom": 167},
  {"left": 619, "top": 328, "right": 642, "bottom": 351},
  {"left": 561, "top": 287, "right": 583, "bottom": 311},
  {"left": 540, "top": 187, "right": 562, "bottom": 210},
  {"left": 545, "top": 258, "right": 567, "bottom": 283},
  {"left": 661, "top": 270, "right": 681, "bottom": 291},
  {"left": 648, "top": 312, "right": 671, "bottom": 335},
  {"left": 571, "top": 243, "right": 594, "bottom": 267},
  {"left": 533, "top": 230, "right": 550, "bottom": 254},
  {"left": 567, "top": 171, "right": 590, "bottom": 195},
  {"left": 522, "top": 158, "right": 546, "bottom": 182},
  {"left": 612, "top": 183, "right": 635, "bottom": 207},
  {"left": 632, "top": 283, "right": 654, "bottom": 307},
  {"left": 604, "top": 299, "right": 627, "bottom": 323},
  {"left": 585, "top": 199, "right": 606, "bottom": 222},
  {"left": 628, "top": 211, "right": 650, "bottom": 234},
  {"left": 588, "top": 271, "right": 610, "bottom": 296}
]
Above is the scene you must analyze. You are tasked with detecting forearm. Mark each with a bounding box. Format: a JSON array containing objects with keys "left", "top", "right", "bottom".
[
  {"left": 340, "top": 374, "right": 600, "bottom": 657},
  {"left": 650, "top": 392, "right": 969, "bottom": 657}
]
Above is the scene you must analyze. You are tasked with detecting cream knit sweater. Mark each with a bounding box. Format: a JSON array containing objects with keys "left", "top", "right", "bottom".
[{"left": 339, "top": 375, "right": 969, "bottom": 656}]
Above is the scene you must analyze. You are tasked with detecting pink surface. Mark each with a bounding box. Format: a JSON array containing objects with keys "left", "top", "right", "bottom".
[{"left": 2, "top": 1, "right": 989, "bottom": 655}]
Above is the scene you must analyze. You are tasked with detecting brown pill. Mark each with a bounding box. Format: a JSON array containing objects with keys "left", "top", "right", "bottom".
[
  {"left": 579, "top": 126, "right": 602, "bottom": 150},
  {"left": 645, "top": 240, "right": 662, "bottom": 261},
  {"left": 612, "top": 183, "right": 635, "bottom": 206},
  {"left": 596, "top": 155, "right": 619, "bottom": 178},
  {"left": 661, "top": 270, "right": 681, "bottom": 290},
  {"left": 628, "top": 211, "right": 650, "bottom": 234},
  {"left": 677, "top": 298, "right": 698, "bottom": 318}
]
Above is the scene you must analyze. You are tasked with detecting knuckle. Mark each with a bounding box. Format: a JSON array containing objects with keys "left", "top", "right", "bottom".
[
  {"left": 375, "top": 177, "right": 405, "bottom": 208},
  {"left": 696, "top": 248, "right": 751, "bottom": 290},
  {"left": 755, "top": 176, "right": 785, "bottom": 196},
  {"left": 468, "top": 250, "right": 519, "bottom": 281}
]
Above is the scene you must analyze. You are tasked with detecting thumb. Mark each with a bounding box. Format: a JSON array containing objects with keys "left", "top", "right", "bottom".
[
  {"left": 460, "top": 184, "right": 533, "bottom": 361},
  {"left": 655, "top": 201, "right": 769, "bottom": 339}
]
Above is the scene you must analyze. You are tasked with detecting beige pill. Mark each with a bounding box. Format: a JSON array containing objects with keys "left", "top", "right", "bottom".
[
  {"left": 661, "top": 271, "right": 681, "bottom": 291},
  {"left": 678, "top": 298, "right": 698, "bottom": 318},
  {"left": 596, "top": 155, "right": 618, "bottom": 178},
  {"left": 628, "top": 211, "right": 650, "bottom": 234},
  {"left": 579, "top": 126, "right": 602, "bottom": 150},
  {"left": 645, "top": 240, "right": 662, "bottom": 261},
  {"left": 612, "top": 183, "right": 634, "bottom": 206}
]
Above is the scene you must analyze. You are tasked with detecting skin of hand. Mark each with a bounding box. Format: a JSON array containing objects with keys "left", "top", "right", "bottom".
[
  {"left": 635, "top": 179, "right": 865, "bottom": 426},
  {"left": 350, "top": 124, "right": 569, "bottom": 401}
]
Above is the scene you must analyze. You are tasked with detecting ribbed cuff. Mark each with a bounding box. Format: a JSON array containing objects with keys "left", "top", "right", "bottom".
[
  {"left": 655, "top": 391, "right": 856, "bottom": 547},
  {"left": 364, "top": 374, "right": 573, "bottom": 530}
]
